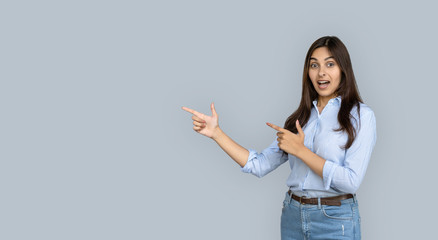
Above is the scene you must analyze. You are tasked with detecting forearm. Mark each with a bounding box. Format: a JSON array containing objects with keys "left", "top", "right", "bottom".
[
  {"left": 212, "top": 128, "right": 249, "bottom": 167},
  {"left": 295, "top": 147, "right": 325, "bottom": 178},
  {"left": 297, "top": 147, "right": 367, "bottom": 193}
]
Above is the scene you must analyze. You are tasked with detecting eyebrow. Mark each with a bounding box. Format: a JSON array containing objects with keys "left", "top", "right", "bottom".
[{"left": 310, "top": 56, "right": 334, "bottom": 61}]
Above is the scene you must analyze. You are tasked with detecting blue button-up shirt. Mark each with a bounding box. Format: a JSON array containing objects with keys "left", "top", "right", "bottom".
[{"left": 241, "top": 96, "right": 377, "bottom": 198}]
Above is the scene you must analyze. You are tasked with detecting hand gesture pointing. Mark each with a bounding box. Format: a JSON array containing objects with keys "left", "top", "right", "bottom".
[
  {"left": 182, "top": 103, "right": 220, "bottom": 139},
  {"left": 266, "top": 120, "right": 306, "bottom": 156}
]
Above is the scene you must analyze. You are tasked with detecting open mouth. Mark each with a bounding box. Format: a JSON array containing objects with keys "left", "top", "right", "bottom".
[{"left": 317, "top": 80, "right": 330, "bottom": 89}]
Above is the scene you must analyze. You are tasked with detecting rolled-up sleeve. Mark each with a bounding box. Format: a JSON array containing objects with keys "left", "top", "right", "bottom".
[
  {"left": 322, "top": 110, "right": 377, "bottom": 193},
  {"left": 241, "top": 138, "right": 289, "bottom": 178}
]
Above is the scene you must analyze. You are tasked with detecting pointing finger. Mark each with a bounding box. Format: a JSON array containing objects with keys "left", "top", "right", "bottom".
[
  {"left": 266, "top": 122, "right": 285, "bottom": 133},
  {"left": 182, "top": 106, "right": 205, "bottom": 119}
]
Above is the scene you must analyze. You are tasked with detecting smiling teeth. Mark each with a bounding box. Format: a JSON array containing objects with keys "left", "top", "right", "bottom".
[{"left": 318, "top": 81, "right": 329, "bottom": 84}]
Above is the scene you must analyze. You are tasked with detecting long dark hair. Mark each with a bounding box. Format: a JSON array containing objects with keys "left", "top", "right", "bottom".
[{"left": 284, "top": 36, "right": 362, "bottom": 149}]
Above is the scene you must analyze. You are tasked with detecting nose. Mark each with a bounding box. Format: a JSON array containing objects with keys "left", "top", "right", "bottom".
[{"left": 318, "top": 68, "right": 326, "bottom": 77}]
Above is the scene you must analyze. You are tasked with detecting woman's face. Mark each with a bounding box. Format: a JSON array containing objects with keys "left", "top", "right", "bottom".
[{"left": 308, "top": 47, "right": 341, "bottom": 101}]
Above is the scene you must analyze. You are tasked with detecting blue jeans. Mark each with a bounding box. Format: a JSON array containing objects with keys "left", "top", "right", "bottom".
[{"left": 281, "top": 191, "right": 361, "bottom": 240}]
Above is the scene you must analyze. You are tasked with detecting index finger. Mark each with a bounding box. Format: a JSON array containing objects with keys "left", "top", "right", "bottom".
[
  {"left": 266, "top": 122, "right": 285, "bottom": 133},
  {"left": 182, "top": 106, "right": 205, "bottom": 118}
]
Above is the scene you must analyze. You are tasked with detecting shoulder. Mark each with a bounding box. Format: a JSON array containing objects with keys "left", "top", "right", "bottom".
[
  {"left": 349, "top": 103, "right": 376, "bottom": 130},
  {"left": 351, "top": 102, "right": 375, "bottom": 119}
]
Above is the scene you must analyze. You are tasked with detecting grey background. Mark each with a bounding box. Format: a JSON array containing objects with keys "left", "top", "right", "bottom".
[{"left": 1, "top": 0, "right": 437, "bottom": 239}]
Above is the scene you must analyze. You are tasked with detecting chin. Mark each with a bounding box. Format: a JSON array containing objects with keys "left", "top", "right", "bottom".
[{"left": 316, "top": 91, "right": 334, "bottom": 96}]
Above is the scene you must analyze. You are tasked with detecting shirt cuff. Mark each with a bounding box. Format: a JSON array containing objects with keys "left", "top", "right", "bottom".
[
  {"left": 241, "top": 149, "right": 257, "bottom": 173},
  {"left": 322, "top": 160, "right": 337, "bottom": 190}
]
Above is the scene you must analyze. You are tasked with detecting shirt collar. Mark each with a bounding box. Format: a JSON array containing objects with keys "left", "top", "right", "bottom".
[{"left": 312, "top": 95, "right": 342, "bottom": 107}]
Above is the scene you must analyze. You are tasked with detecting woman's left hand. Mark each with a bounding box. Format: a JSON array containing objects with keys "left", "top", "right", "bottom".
[{"left": 266, "top": 120, "right": 306, "bottom": 157}]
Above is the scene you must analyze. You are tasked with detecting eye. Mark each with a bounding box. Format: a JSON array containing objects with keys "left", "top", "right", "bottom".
[
  {"left": 327, "top": 62, "right": 335, "bottom": 67},
  {"left": 310, "top": 63, "right": 318, "bottom": 68}
]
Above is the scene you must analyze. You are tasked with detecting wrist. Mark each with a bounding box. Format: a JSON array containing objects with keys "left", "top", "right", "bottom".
[
  {"left": 295, "top": 144, "right": 310, "bottom": 159},
  {"left": 211, "top": 127, "right": 223, "bottom": 141}
]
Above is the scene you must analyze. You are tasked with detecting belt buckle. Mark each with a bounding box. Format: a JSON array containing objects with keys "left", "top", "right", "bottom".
[{"left": 299, "top": 196, "right": 308, "bottom": 205}]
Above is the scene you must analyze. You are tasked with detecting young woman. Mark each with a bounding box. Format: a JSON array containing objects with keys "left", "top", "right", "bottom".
[{"left": 182, "top": 36, "right": 376, "bottom": 240}]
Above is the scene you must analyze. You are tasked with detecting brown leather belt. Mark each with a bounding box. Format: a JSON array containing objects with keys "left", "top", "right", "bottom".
[{"left": 288, "top": 190, "right": 354, "bottom": 206}]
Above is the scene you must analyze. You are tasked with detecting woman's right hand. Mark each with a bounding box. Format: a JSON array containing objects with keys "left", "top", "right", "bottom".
[{"left": 181, "top": 102, "right": 220, "bottom": 139}]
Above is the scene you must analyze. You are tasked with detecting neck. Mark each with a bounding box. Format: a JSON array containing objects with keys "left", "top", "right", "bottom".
[{"left": 317, "top": 94, "right": 338, "bottom": 108}]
